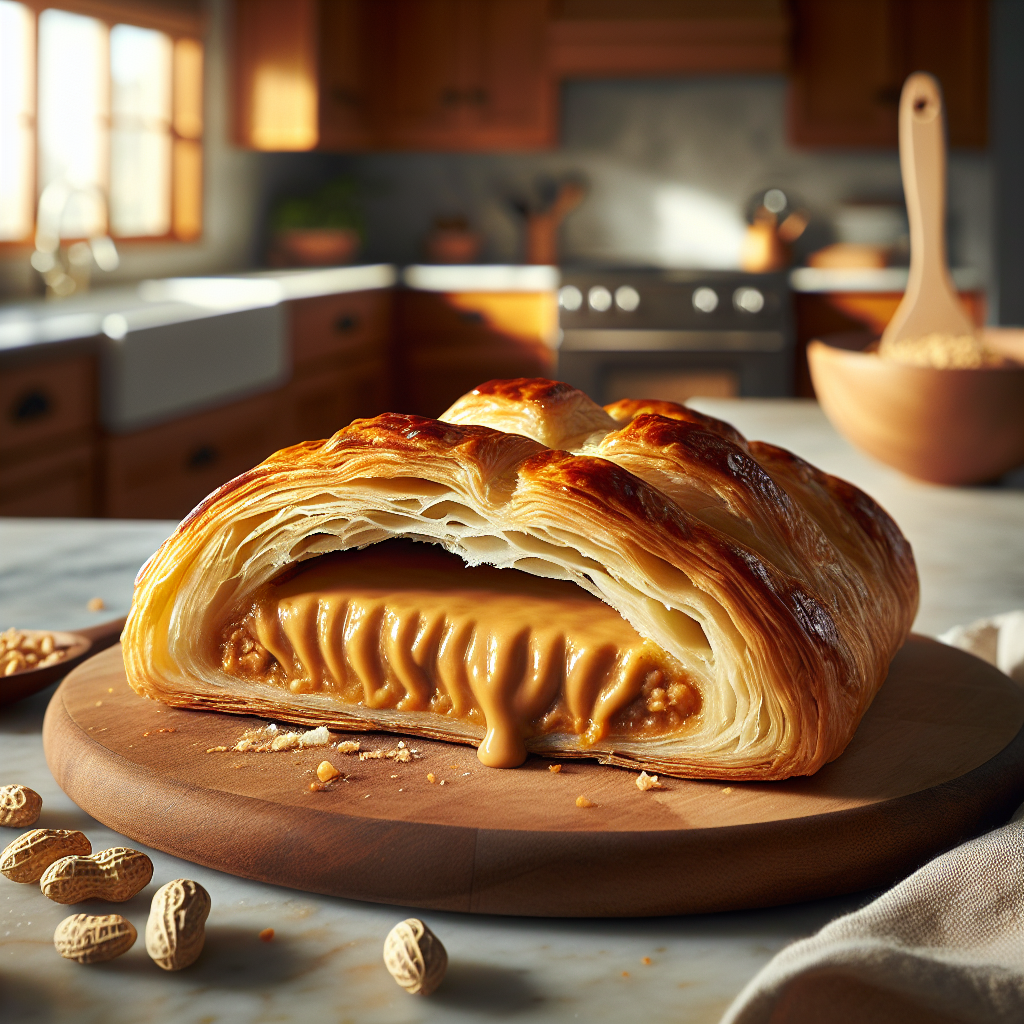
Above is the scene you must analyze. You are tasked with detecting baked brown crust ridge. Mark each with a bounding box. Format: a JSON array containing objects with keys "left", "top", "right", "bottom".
[{"left": 123, "top": 378, "right": 918, "bottom": 780}]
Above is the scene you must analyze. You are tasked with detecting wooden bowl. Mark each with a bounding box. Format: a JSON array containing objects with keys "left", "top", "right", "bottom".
[{"left": 807, "top": 330, "right": 1024, "bottom": 485}]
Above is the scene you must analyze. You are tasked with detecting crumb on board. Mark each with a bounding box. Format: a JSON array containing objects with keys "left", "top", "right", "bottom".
[
  {"left": 576, "top": 795, "right": 596, "bottom": 808},
  {"left": 316, "top": 760, "right": 341, "bottom": 783},
  {"left": 636, "top": 771, "right": 664, "bottom": 792},
  {"left": 721, "top": 786, "right": 733, "bottom": 794},
  {"left": 206, "top": 746, "right": 228, "bottom": 753},
  {"left": 233, "top": 723, "right": 331, "bottom": 753},
  {"left": 360, "top": 749, "right": 384, "bottom": 760},
  {"left": 427, "top": 773, "right": 437, "bottom": 784},
  {"left": 259, "top": 928, "right": 274, "bottom": 942},
  {"left": 142, "top": 728, "right": 177, "bottom": 737},
  {"left": 548, "top": 764, "right": 562, "bottom": 774},
  {"left": 309, "top": 780, "right": 327, "bottom": 792},
  {"left": 336, "top": 740, "right": 360, "bottom": 753}
]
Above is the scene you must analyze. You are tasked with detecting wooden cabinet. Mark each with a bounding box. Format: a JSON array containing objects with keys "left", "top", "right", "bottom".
[
  {"left": 396, "top": 290, "right": 557, "bottom": 417},
  {"left": 0, "top": 352, "right": 98, "bottom": 517},
  {"left": 102, "top": 391, "right": 283, "bottom": 520},
  {"left": 277, "top": 290, "right": 393, "bottom": 446},
  {"left": 234, "top": 0, "right": 551, "bottom": 152},
  {"left": 789, "top": 0, "right": 988, "bottom": 148},
  {"left": 365, "top": 0, "right": 553, "bottom": 149}
]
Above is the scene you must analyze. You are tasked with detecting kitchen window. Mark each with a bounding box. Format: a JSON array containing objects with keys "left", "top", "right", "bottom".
[{"left": 0, "top": 1, "right": 203, "bottom": 246}]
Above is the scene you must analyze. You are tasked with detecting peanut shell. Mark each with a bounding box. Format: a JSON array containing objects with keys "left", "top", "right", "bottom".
[
  {"left": 383, "top": 918, "right": 448, "bottom": 996},
  {"left": 0, "top": 829, "right": 92, "bottom": 883},
  {"left": 40, "top": 847, "right": 153, "bottom": 904},
  {"left": 54, "top": 913, "right": 137, "bottom": 963},
  {"left": 0, "top": 784, "right": 42, "bottom": 827},
  {"left": 146, "top": 878, "right": 211, "bottom": 970}
]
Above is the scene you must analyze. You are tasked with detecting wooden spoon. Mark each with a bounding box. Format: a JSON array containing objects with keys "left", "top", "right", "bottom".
[
  {"left": 881, "top": 72, "right": 974, "bottom": 347},
  {"left": 0, "top": 617, "right": 126, "bottom": 708}
]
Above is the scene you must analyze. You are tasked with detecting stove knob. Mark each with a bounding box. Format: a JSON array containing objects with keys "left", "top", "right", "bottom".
[
  {"left": 692, "top": 286, "right": 719, "bottom": 313},
  {"left": 614, "top": 285, "right": 640, "bottom": 312},
  {"left": 558, "top": 285, "right": 583, "bottom": 311},
  {"left": 588, "top": 285, "right": 613, "bottom": 312},
  {"left": 733, "top": 287, "right": 765, "bottom": 314}
]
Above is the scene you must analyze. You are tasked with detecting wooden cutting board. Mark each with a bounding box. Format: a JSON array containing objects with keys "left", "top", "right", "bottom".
[{"left": 43, "top": 636, "right": 1024, "bottom": 918}]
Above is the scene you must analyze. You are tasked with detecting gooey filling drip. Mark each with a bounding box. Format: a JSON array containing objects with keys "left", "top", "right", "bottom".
[{"left": 219, "top": 539, "right": 701, "bottom": 767}]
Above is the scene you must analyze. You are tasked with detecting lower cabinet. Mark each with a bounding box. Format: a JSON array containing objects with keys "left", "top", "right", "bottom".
[
  {"left": 102, "top": 391, "right": 283, "bottom": 520},
  {"left": 0, "top": 442, "right": 97, "bottom": 517},
  {"left": 278, "top": 357, "right": 390, "bottom": 447}
]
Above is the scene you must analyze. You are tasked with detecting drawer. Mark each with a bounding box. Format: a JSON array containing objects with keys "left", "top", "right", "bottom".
[
  {"left": 102, "top": 391, "right": 282, "bottom": 520},
  {"left": 0, "top": 354, "right": 96, "bottom": 458},
  {"left": 397, "top": 291, "right": 558, "bottom": 345},
  {"left": 0, "top": 440, "right": 97, "bottom": 517},
  {"left": 290, "top": 291, "right": 392, "bottom": 369},
  {"left": 278, "top": 357, "right": 390, "bottom": 448}
]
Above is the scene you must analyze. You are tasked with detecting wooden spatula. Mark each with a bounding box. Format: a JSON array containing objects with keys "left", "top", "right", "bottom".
[{"left": 881, "top": 72, "right": 974, "bottom": 347}]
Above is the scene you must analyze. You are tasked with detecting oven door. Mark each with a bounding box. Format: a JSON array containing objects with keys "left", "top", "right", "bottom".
[{"left": 556, "top": 329, "right": 793, "bottom": 406}]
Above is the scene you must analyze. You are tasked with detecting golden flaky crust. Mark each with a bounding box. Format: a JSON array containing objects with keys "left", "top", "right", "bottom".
[{"left": 122, "top": 378, "right": 918, "bottom": 780}]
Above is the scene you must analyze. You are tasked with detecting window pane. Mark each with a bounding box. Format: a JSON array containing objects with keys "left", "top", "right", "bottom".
[
  {"left": 173, "top": 138, "right": 201, "bottom": 240},
  {"left": 0, "top": 1, "right": 34, "bottom": 241},
  {"left": 173, "top": 37, "right": 203, "bottom": 140},
  {"left": 110, "top": 24, "right": 172, "bottom": 237},
  {"left": 37, "top": 8, "right": 109, "bottom": 238}
]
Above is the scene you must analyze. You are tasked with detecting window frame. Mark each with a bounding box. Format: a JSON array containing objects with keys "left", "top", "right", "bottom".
[{"left": 0, "top": 0, "right": 206, "bottom": 249}]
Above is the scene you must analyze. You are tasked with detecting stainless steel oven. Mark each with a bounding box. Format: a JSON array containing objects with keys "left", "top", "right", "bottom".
[{"left": 555, "top": 268, "right": 793, "bottom": 405}]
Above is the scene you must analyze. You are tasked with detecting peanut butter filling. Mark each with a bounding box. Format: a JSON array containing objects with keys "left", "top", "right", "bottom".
[{"left": 219, "top": 540, "right": 700, "bottom": 767}]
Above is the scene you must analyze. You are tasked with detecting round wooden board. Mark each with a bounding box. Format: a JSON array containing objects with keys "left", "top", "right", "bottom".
[{"left": 43, "top": 636, "right": 1024, "bottom": 918}]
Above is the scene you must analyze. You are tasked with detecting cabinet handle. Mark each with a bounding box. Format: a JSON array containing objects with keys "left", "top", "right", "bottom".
[
  {"left": 441, "top": 87, "right": 461, "bottom": 106},
  {"left": 186, "top": 444, "right": 219, "bottom": 471},
  {"left": 334, "top": 313, "right": 360, "bottom": 333},
  {"left": 469, "top": 87, "right": 488, "bottom": 106},
  {"left": 11, "top": 389, "right": 53, "bottom": 424},
  {"left": 459, "top": 310, "right": 485, "bottom": 324}
]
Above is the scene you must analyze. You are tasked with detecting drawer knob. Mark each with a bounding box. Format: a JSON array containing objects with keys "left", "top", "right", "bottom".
[
  {"left": 186, "top": 445, "right": 218, "bottom": 471},
  {"left": 334, "top": 314, "right": 360, "bottom": 333},
  {"left": 11, "top": 389, "right": 53, "bottom": 423}
]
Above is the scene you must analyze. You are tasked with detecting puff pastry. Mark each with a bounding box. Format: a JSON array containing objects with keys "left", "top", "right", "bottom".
[{"left": 122, "top": 378, "right": 918, "bottom": 780}]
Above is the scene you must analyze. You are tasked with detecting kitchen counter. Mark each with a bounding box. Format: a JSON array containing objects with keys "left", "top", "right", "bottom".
[{"left": 2, "top": 399, "right": 1022, "bottom": 1024}]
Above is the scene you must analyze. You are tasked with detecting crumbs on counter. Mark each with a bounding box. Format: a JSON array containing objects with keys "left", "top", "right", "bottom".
[
  {"left": 636, "top": 771, "right": 664, "bottom": 792},
  {"left": 86, "top": 597, "right": 106, "bottom": 611},
  {"left": 259, "top": 928, "right": 274, "bottom": 942},
  {"left": 575, "top": 795, "right": 596, "bottom": 808}
]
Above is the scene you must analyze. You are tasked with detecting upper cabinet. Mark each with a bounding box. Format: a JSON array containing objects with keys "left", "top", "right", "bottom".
[
  {"left": 232, "top": 0, "right": 987, "bottom": 152},
  {"left": 365, "top": 0, "right": 554, "bottom": 149},
  {"left": 234, "top": 0, "right": 552, "bottom": 152},
  {"left": 789, "top": 0, "right": 988, "bottom": 148}
]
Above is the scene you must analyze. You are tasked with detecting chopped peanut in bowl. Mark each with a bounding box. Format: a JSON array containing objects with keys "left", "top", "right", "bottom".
[{"left": 1, "top": 628, "right": 70, "bottom": 677}]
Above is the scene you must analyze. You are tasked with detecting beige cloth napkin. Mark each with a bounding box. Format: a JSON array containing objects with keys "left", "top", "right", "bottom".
[{"left": 720, "top": 613, "right": 1024, "bottom": 1024}]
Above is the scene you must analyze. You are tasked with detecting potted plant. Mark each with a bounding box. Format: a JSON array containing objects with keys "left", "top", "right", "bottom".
[{"left": 268, "top": 178, "right": 363, "bottom": 267}]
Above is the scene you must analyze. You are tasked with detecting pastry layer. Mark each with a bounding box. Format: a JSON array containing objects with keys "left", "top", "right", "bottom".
[{"left": 220, "top": 540, "right": 700, "bottom": 767}]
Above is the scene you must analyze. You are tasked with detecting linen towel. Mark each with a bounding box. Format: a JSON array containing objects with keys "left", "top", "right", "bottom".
[{"left": 720, "top": 612, "right": 1024, "bottom": 1024}]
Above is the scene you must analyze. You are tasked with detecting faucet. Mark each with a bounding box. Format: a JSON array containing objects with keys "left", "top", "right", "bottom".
[{"left": 31, "top": 181, "right": 119, "bottom": 298}]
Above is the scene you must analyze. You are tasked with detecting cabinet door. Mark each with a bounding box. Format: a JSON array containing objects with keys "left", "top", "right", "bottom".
[
  {"left": 366, "top": 0, "right": 467, "bottom": 148},
  {"left": 0, "top": 442, "right": 97, "bottom": 517},
  {"left": 289, "top": 290, "right": 393, "bottom": 371},
  {"left": 789, "top": 0, "right": 987, "bottom": 148},
  {"left": 461, "top": 0, "right": 553, "bottom": 149},
  {"left": 318, "top": 0, "right": 373, "bottom": 149}
]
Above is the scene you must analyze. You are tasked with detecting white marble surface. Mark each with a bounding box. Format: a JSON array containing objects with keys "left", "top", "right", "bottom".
[{"left": 2, "top": 399, "right": 1023, "bottom": 1023}]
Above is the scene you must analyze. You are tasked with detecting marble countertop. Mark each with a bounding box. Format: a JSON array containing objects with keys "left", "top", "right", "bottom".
[{"left": 2, "top": 399, "right": 1022, "bottom": 1024}]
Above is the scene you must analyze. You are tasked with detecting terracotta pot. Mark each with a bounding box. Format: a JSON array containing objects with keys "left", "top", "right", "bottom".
[
  {"left": 270, "top": 228, "right": 360, "bottom": 267},
  {"left": 807, "top": 330, "right": 1024, "bottom": 485}
]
